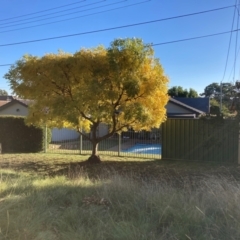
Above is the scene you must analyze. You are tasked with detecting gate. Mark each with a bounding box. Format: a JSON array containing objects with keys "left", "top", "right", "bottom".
[{"left": 161, "top": 118, "right": 238, "bottom": 163}]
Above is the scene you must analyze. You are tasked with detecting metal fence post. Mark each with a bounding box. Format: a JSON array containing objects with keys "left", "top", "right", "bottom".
[
  {"left": 44, "top": 125, "right": 47, "bottom": 153},
  {"left": 80, "top": 133, "right": 83, "bottom": 154},
  {"left": 238, "top": 125, "right": 240, "bottom": 164},
  {"left": 118, "top": 133, "right": 121, "bottom": 156}
]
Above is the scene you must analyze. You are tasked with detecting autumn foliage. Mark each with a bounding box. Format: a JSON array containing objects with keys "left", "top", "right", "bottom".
[{"left": 5, "top": 38, "right": 169, "bottom": 162}]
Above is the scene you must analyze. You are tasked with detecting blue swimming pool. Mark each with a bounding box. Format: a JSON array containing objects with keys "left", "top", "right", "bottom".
[{"left": 122, "top": 143, "right": 161, "bottom": 154}]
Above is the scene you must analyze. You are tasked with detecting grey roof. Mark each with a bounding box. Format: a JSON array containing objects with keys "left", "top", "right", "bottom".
[
  {"left": 173, "top": 97, "right": 210, "bottom": 113},
  {"left": 0, "top": 96, "right": 14, "bottom": 101},
  {"left": 0, "top": 100, "right": 9, "bottom": 107}
]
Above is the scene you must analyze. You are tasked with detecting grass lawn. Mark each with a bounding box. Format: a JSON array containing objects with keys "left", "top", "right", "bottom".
[{"left": 0, "top": 153, "right": 240, "bottom": 239}]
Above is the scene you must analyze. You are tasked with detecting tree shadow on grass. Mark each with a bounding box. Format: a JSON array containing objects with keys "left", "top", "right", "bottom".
[
  {"left": 1, "top": 167, "right": 240, "bottom": 240},
  {"left": 1, "top": 156, "right": 240, "bottom": 188}
]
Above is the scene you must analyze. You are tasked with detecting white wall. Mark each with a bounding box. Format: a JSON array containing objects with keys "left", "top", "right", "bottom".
[
  {"left": 98, "top": 123, "right": 109, "bottom": 137},
  {"left": 166, "top": 102, "right": 193, "bottom": 114},
  {"left": 51, "top": 128, "right": 80, "bottom": 142},
  {"left": 0, "top": 102, "right": 28, "bottom": 116}
]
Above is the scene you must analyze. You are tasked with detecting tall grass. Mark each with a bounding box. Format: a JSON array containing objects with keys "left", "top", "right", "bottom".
[{"left": 0, "top": 169, "right": 240, "bottom": 240}]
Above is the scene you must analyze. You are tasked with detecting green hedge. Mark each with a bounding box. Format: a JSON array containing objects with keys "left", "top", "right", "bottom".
[{"left": 0, "top": 116, "right": 51, "bottom": 153}]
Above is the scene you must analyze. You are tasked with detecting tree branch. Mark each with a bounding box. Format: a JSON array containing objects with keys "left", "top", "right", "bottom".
[
  {"left": 80, "top": 111, "right": 94, "bottom": 123},
  {"left": 124, "top": 92, "right": 145, "bottom": 102},
  {"left": 77, "top": 127, "right": 91, "bottom": 142},
  {"left": 113, "top": 87, "right": 124, "bottom": 108},
  {"left": 58, "top": 63, "right": 74, "bottom": 99}
]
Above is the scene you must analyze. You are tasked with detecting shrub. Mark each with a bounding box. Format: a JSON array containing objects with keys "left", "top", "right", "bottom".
[{"left": 0, "top": 116, "right": 51, "bottom": 153}]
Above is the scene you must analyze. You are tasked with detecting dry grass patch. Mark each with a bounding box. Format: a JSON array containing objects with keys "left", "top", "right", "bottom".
[{"left": 0, "top": 167, "right": 240, "bottom": 239}]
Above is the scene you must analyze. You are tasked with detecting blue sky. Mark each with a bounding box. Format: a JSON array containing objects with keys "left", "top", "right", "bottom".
[{"left": 0, "top": 0, "right": 238, "bottom": 95}]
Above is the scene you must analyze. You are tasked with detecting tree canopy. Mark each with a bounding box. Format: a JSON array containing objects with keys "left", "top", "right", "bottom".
[
  {"left": 5, "top": 38, "right": 169, "bottom": 163},
  {"left": 201, "top": 82, "right": 234, "bottom": 117},
  {"left": 168, "top": 86, "right": 198, "bottom": 98},
  {"left": 201, "top": 82, "right": 234, "bottom": 100},
  {"left": 0, "top": 89, "right": 8, "bottom": 96}
]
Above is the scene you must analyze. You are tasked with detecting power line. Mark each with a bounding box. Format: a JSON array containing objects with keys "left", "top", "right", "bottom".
[
  {"left": 0, "top": 4, "right": 237, "bottom": 66},
  {"left": 152, "top": 30, "right": 240, "bottom": 46},
  {"left": 0, "top": 0, "right": 87, "bottom": 22},
  {"left": 1, "top": 4, "right": 235, "bottom": 29},
  {"left": 221, "top": 0, "right": 237, "bottom": 82},
  {"left": 0, "top": 64, "right": 12, "bottom": 67},
  {"left": 0, "top": 3, "right": 235, "bottom": 33},
  {"left": 0, "top": 14, "right": 239, "bottom": 48},
  {"left": 1, "top": 29, "right": 240, "bottom": 67},
  {"left": 232, "top": 2, "right": 240, "bottom": 81},
  {"left": 234, "top": 3, "right": 240, "bottom": 82},
  {"left": 0, "top": 1, "right": 149, "bottom": 34},
  {"left": 227, "top": 44, "right": 240, "bottom": 82},
  {"left": 226, "top": 3, "right": 240, "bottom": 82},
  {"left": 0, "top": 0, "right": 125, "bottom": 28},
  {"left": 0, "top": 0, "right": 105, "bottom": 25}
]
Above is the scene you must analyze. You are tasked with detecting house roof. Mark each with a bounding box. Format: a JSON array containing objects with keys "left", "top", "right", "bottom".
[
  {"left": 173, "top": 97, "right": 210, "bottom": 113},
  {"left": 0, "top": 96, "right": 204, "bottom": 118},
  {"left": 0, "top": 96, "right": 14, "bottom": 101},
  {"left": 15, "top": 98, "right": 32, "bottom": 106},
  {"left": 0, "top": 99, "right": 29, "bottom": 111},
  {"left": 0, "top": 100, "right": 9, "bottom": 107},
  {"left": 169, "top": 98, "right": 204, "bottom": 115}
]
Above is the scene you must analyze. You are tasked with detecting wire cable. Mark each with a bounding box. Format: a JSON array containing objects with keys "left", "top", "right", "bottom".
[
  {"left": 1, "top": 29, "right": 240, "bottom": 66},
  {"left": 234, "top": 3, "right": 240, "bottom": 82},
  {"left": 151, "top": 30, "right": 240, "bottom": 46},
  {"left": 0, "top": 0, "right": 87, "bottom": 22},
  {"left": 0, "top": 64, "right": 12, "bottom": 67},
  {"left": 0, "top": 4, "right": 234, "bottom": 29},
  {"left": 227, "top": 44, "right": 240, "bottom": 81},
  {"left": 1, "top": 18, "right": 239, "bottom": 48},
  {"left": 0, "top": 0, "right": 126, "bottom": 28},
  {"left": 221, "top": 0, "right": 237, "bottom": 82},
  {"left": 0, "top": 0, "right": 105, "bottom": 25},
  {"left": 0, "top": 1, "right": 149, "bottom": 34},
  {"left": 0, "top": 3, "right": 235, "bottom": 35}
]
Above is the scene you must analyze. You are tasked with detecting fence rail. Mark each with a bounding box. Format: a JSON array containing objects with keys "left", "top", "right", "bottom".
[
  {"left": 46, "top": 128, "right": 162, "bottom": 159},
  {"left": 44, "top": 118, "right": 239, "bottom": 163}
]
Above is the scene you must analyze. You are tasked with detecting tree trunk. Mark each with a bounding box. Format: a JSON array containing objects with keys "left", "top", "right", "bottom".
[
  {"left": 87, "top": 141, "right": 101, "bottom": 164},
  {"left": 86, "top": 123, "right": 101, "bottom": 164}
]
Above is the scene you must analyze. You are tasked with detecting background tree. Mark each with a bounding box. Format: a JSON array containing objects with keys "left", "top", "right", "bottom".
[
  {"left": 209, "top": 99, "right": 229, "bottom": 117},
  {"left": 188, "top": 88, "right": 199, "bottom": 98},
  {"left": 5, "top": 38, "right": 169, "bottom": 163},
  {"left": 168, "top": 86, "right": 198, "bottom": 98},
  {"left": 0, "top": 89, "right": 8, "bottom": 95},
  {"left": 201, "top": 82, "right": 233, "bottom": 117},
  {"left": 201, "top": 82, "right": 233, "bottom": 100},
  {"left": 201, "top": 82, "right": 220, "bottom": 98}
]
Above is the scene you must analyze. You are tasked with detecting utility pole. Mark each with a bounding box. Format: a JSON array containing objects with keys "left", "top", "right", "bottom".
[{"left": 220, "top": 82, "right": 223, "bottom": 114}]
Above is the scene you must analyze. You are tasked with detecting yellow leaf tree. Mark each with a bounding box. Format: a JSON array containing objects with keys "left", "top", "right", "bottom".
[{"left": 5, "top": 38, "right": 169, "bottom": 163}]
